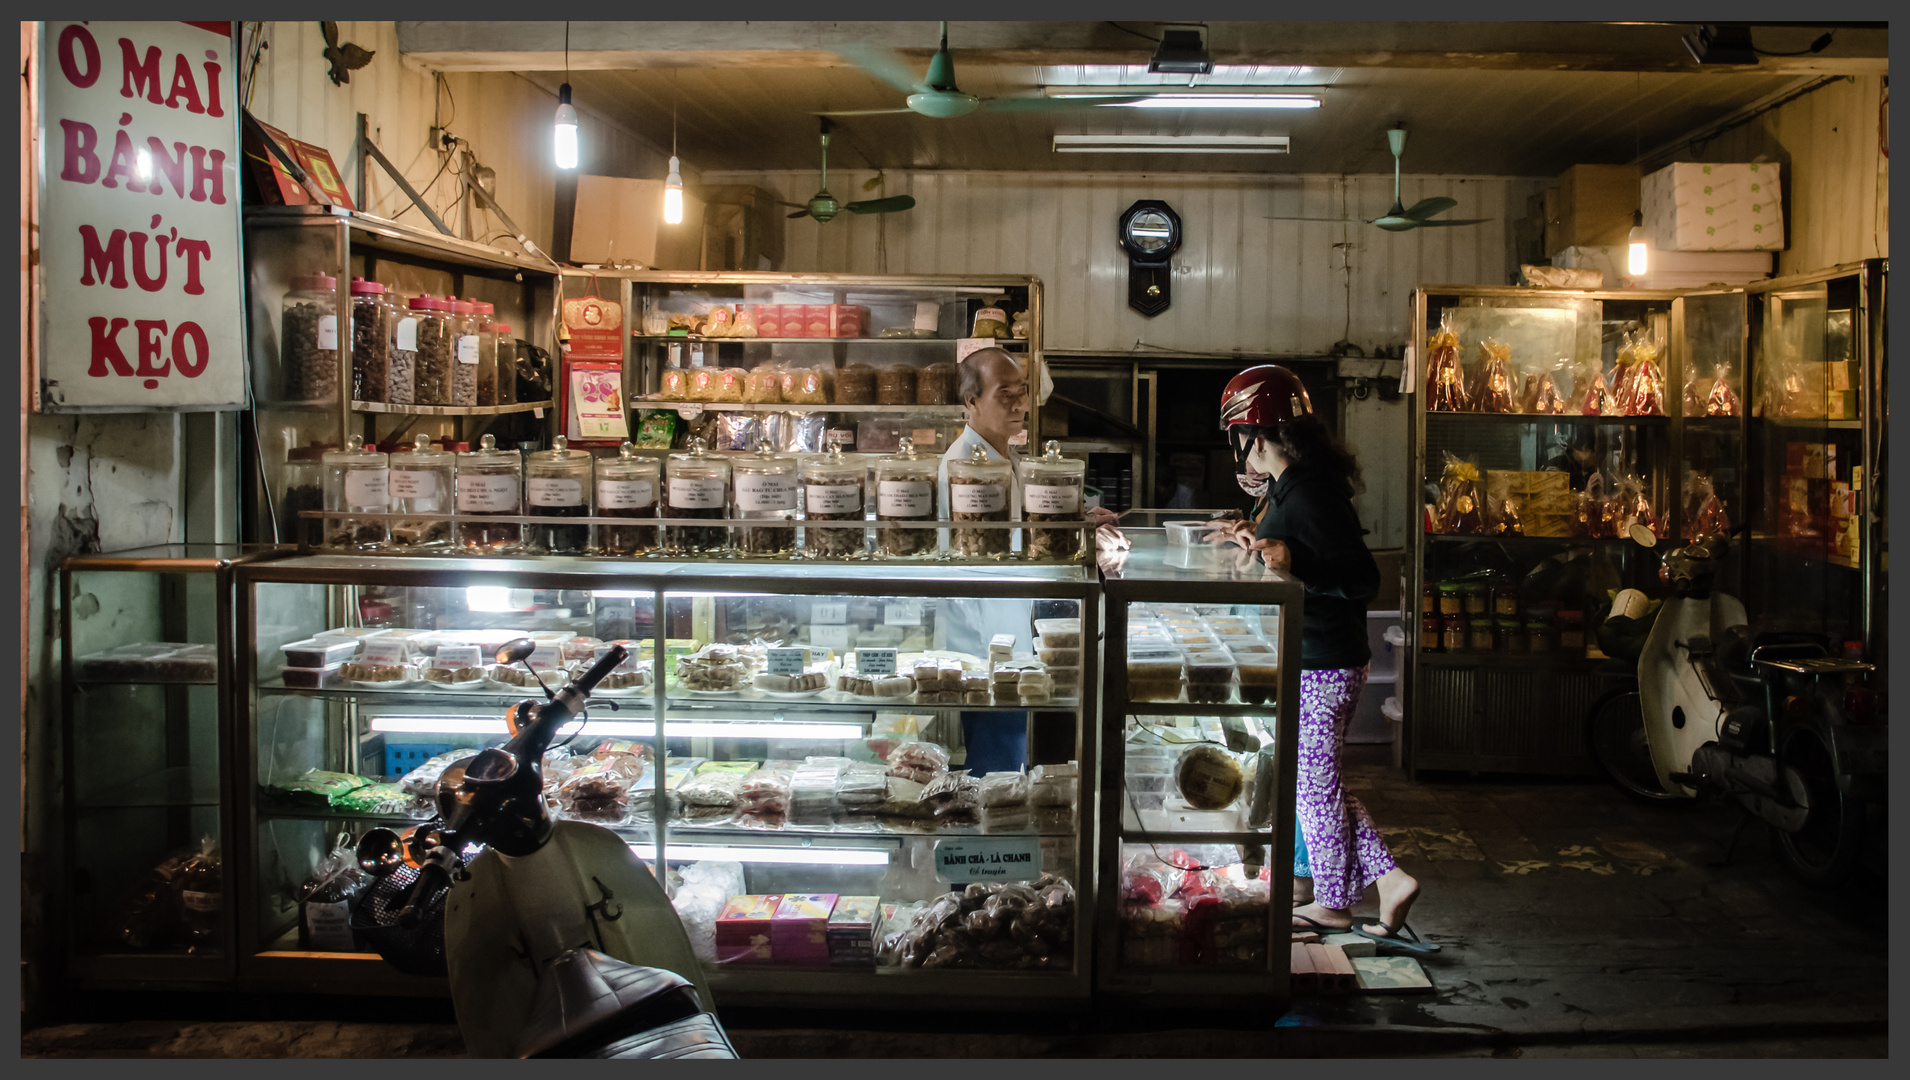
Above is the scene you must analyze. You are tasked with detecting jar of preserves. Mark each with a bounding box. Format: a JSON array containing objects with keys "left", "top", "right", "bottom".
[
  {"left": 282, "top": 273, "right": 339, "bottom": 403},
  {"left": 406, "top": 294, "right": 452, "bottom": 405},
  {"left": 1469, "top": 618, "right": 1495, "bottom": 651},
  {"left": 1421, "top": 584, "right": 1438, "bottom": 616},
  {"left": 525, "top": 435, "right": 594, "bottom": 554},
  {"left": 388, "top": 435, "right": 454, "bottom": 549},
  {"left": 1557, "top": 610, "right": 1586, "bottom": 651},
  {"left": 595, "top": 441, "right": 660, "bottom": 556},
  {"left": 321, "top": 435, "right": 389, "bottom": 550},
  {"left": 447, "top": 298, "right": 481, "bottom": 406},
  {"left": 473, "top": 301, "right": 500, "bottom": 407},
  {"left": 493, "top": 326, "right": 518, "bottom": 405},
  {"left": 664, "top": 437, "right": 731, "bottom": 555},
  {"left": 1526, "top": 620, "right": 1554, "bottom": 653},
  {"left": 456, "top": 433, "right": 523, "bottom": 554},
  {"left": 349, "top": 277, "right": 392, "bottom": 403},
  {"left": 876, "top": 364, "right": 917, "bottom": 405},
  {"left": 947, "top": 441, "right": 1014, "bottom": 558},
  {"left": 1441, "top": 615, "right": 1466, "bottom": 652},
  {"left": 1420, "top": 613, "right": 1442, "bottom": 652},
  {"left": 1492, "top": 582, "right": 1520, "bottom": 618},
  {"left": 1461, "top": 585, "right": 1488, "bottom": 617},
  {"left": 874, "top": 436, "right": 938, "bottom": 557},
  {"left": 801, "top": 444, "right": 866, "bottom": 559},
  {"left": 1437, "top": 585, "right": 1462, "bottom": 616},
  {"left": 732, "top": 442, "right": 799, "bottom": 556},
  {"left": 1023, "top": 440, "right": 1086, "bottom": 561}
]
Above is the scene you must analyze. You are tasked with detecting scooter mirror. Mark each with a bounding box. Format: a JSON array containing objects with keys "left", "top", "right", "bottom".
[
  {"left": 495, "top": 637, "right": 537, "bottom": 665},
  {"left": 356, "top": 827, "right": 406, "bottom": 876},
  {"left": 1628, "top": 523, "right": 1658, "bottom": 548}
]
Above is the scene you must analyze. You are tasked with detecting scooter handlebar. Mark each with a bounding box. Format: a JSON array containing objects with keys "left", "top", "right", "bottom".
[
  {"left": 396, "top": 847, "right": 456, "bottom": 929},
  {"left": 572, "top": 644, "right": 629, "bottom": 698}
]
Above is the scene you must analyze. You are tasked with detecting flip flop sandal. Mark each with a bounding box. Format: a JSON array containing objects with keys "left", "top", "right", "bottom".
[
  {"left": 1291, "top": 913, "right": 1353, "bottom": 934},
  {"left": 1353, "top": 921, "right": 1442, "bottom": 954}
]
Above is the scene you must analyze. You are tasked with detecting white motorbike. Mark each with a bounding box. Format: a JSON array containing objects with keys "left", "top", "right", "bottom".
[{"left": 353, "top": 640, "right": 737, "bottom": 1059}]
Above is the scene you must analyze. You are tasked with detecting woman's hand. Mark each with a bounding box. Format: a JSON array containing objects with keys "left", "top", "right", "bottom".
[
  {"left": 1089, "top": 507, "right": 1129, "bottom": 552},
  {"left": 1248, "top": 538, "right": 1292, "bottom": 572},
  {"left": 1202, "top": 517, "right": 1256, "bottom": 549}
]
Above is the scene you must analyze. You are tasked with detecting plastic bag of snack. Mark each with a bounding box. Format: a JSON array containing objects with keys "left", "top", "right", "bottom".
[
  {"left": 557, "top": 754, "right": 645, "bottom": 819},
  {"left": 705, "top": 306, "right": 733, "bottom": 338},
  {"left": 1574, "top": 471, "right": 1607, "bottom": 537},
  {"left": 978, "top": 770, "right": 1030, "bottom": 808},
  {"left": 737, "top": 768, "right": 793, "bottom": 814},
  {"left": 1423, "top": 313, "right": 1468, "bottom": 411},
  {"left": 110, "top": 847, "right": 191, "bottom": 949},
  {"left": 1576, "top": 369, "right": 1613, "bottom": 415},
  {"left": 920, "top": 769, "right": 980, "bottom": 819},
  {"left": 834, "top": 761, "right": 890, "bottom": 806},
  {"left": 271, "top": 770, "right": 372, "bottom": 806},
  {"left": 1612, "top": 473, "right": 1663, "bottom": 538},
  {"left": 677, "top": 764, "right": 750, "bottom": 808},
  {"left": 176, "top": 837, "right": 222, "bottom": 946},
  {"left": 1521, "top": 360, "right": 1568, "bottom": 414},
  {"left": 780, "top": 365, "right": 832, "bottom": 405},
  {"left": 671, "top": 860, "right": 746, "bottom": 962},
  {"left": 1624, "top": 335, "right": 1667, "bottom": 416},
  {"left": 400, "top": 750, "right": 482, "bottom": 798},
  {"left": 1433, "top": 453, "right": 1486, "bottom": 535},
  {"left": 1120, "top": 851, "right": 1179, "bottom": 907},
  {"left": 743, "top": 364, "right": 783, "bottom": 404},
  {"left": 331, "top": 782, "right": 422, "bottom": 816},
  {"left": 732, "top": 306, "right": 758, "bottom": 338},
  {"left": 659, "top": 369, "right": 689, "bottom": 402},
  {"left": 1687, "top": 473, "right": 1732, "bottom": 541},
  {"left": 886, "top": 740, "right": 951, "bottom": 784},
  {"left": 1474, "top": 340, "right": 1518, "bottom": 413},
  {"left": 591, "top": 739, "right": 655, "bottom": 763},
  {"left": 297, "top": 845, "right": 371, "bottom": 951},
  {"left": 1704, "top": 363, "right": 1741, "bottom": 418}
]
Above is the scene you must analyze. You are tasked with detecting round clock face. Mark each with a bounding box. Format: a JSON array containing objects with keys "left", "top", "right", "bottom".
[{"left": 1125, "top": 209, "right": 1175, "bottom": 254}]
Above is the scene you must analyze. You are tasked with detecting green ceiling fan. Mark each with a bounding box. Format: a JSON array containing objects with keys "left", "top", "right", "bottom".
[
  {"left": 1268, "top": 125, "right": 1489, "bottom": 232},
  {"left": 822, "top": 21, "right": 1139, "bottom": 119},
  {"left": 776, "top": 119, "right": 915, "bottom": 223}
]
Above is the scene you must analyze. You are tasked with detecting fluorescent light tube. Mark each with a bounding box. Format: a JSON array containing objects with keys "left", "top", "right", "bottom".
[
  {"left": 1044, "top": 88, "right": 1322, "bottom": 110},
  {"left": 368, "top": 717, "right": 864, "bottom": 741},
  {"left": 630, "top": 844, "right": 891, "bottom": 866},
  {"left": 1053, "top": 135, "right": 1290, "bottom": 155}
]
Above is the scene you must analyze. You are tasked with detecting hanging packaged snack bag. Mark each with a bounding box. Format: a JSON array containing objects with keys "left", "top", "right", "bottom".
[
  {"left": 1434, "top": 453, "right": 1486, "bottom": 535},
  {"left": 1423, "top": 313, "right": 1469, "bottom": 411},
  {"left": 1474, "top": 340, "right": 1518, "bottom": 413}
]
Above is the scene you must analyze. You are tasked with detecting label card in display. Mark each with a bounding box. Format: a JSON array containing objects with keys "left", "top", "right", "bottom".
[
  {"left": 877, "top": 480, "right": 933, "bottom": 517},
  {"left": 855, "top": 648, "right": 897, "bottom": 676},
  {"left": 735, "top": 473, "right": 798, "bottom": 512},
  {"left": 317, "top": 315, "right": 338, "bottom": 351},
  {"left": 825, "top": 429, "right": 856, "bottom": 449},
  {"left": 389, "top": 469, "right": 438, "bottom": 500},
  {"left": 527, "top": 647, "right": 560, "bottom": 671},
  {"left": 1025, "top": 484, "right": 1081, "bottom": 515},
  {"left": 396, "top": 317, "right": 418, "bottom": 352},
  {"left": 304, "top": 900, "right": 354, "bottom": 952},
  {"left": 933, "top": 837, "right": 1042, "bottom": 883},
  {"left": 950, "top": 483, "right": 1006, "bottom": 513},
  {"left": 456, "top": 334, "right": 479, "bottom": 364},
  {"left": 669, "top": 477, "right": 725, "bottom": 509},
  {"left": 343, "top": 469, "right": 389, "bottom": 508},
  {"left": 598, "top": 479, "right": 655, "bottom": 509},
  {"left": 766, "top": 648, "right": 806, "bottom": 676},
  {"left": 805, "top": 484, "right": 862, "bottom": 515},
  {"left": 435, "top": 645, "right": 482, "bottom": 670},
  {"left": 527, "top": 477, "right": 584, "bottom": 507},
  {"left": 883, "top": 600, "right": 924, "bottom": 627},
  {"left": 811, "top": 602, "right": 848, "bottom": 624},
  {"left": 810, "top": 624, "right": 853, "bottom": 651},
  {"left": 361, "top": 638, "right": 409, "bottom": 667},
  {"left": 457, "top": 475, "right": 518, "bottom": 512}
]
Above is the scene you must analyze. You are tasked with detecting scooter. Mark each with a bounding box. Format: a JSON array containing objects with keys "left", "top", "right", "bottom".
[
  {"left": 352, "top": 640, "right": 738, "bottom": 1059},
  {"left": 1589, "top": 526, "right": 1883, "bottom": 886}
]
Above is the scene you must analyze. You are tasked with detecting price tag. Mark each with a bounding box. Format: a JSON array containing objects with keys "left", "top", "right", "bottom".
[
  {"left": 362, "top": 638, "right": 409, "bottom": 666},
  {"left": 811, "top": 624, "right": 853, "bottom": 651},
  {"left": 911, "top": 428, "right": 939, "bottom": 448},
  {"left": 811, "top": 602, "right": 848, "bottom": 624},
  {"left": 527, "top": 647, "right": 560, "bottom": 671},
  {"left": 883, "top": 601, "right": 923, "bottom": 627},
  {"left": 435, "top": 645, "right": 482, "bottom": 670},
  {"left": 766, "top": 648, "right": 806, "bottom": 676},
  {"left": 856, "top": 648, "right": 897, "bottom": 676},
  {"left": 933, "top": 837, "right": 1042, "bottom": 883}
]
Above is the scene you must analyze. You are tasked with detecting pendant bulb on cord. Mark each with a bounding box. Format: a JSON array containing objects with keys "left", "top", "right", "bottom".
[
  {"left": 553, "top": 23, "right": 577, "bottom": 169},
  {"left": 663, "top": 72, "right": 684, "bottom": 225},
  {"left": 1628, "top": 209, "right": 1650, "bottom": 277}
]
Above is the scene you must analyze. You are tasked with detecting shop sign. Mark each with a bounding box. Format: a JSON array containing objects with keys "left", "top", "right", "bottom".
[
  {"left": 33, "top": 21, "right": 246, "bottom": 411},
  {"left": 933, "top": 837, "right": 1042, "bottom": 883}
]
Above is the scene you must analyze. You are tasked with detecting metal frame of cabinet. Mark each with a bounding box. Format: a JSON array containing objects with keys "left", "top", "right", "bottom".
[
  {"left": 231, "top": 554, "right": 1099, "bottom": 1009},
  {"left": 1094, "top": 526, "right": 1304, "bottom": 1008}
]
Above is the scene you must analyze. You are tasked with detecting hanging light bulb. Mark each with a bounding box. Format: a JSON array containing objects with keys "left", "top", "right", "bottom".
[
  {"left": 1627, "top": 210, "right": 1649, "bottom": 277},
  {"left": 553, "top": 83, "right": 579, "bottom": 170},
  {"left": 663, "top": 157, "right": 684, "bottom": 225}
]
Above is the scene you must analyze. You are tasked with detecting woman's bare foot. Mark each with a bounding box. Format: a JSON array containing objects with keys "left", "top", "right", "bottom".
[
  {"left": 1292, "top": 877, "right": 1313, "bottom": 906},
  {"left": 1291, "top": 902, "right": 1354, "bottom": 932},
  {"left": 1368, "top": 867, "right": 1422, "bottom": 936}
]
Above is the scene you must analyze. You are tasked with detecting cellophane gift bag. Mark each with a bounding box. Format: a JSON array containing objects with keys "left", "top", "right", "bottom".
[
  {"left": 1475, "top": 340, "right": 1519, "bottom": 413},
  {"left": 1612, "top": 473, "right": 1663, "bottom": 538},
  {"left": 1624, "top": 336, "right": 1667, "bottom": 416},
  {"left": 1704, "top": 364, "right": 1741, "bottom": 417},
  {"left": 1521, "top": 359, "right": 1568, "bottom": 415},
  {"left": 1434, "top": 453, "right": 1486, "bottom": 535},
  {"left": 1423, "top": 313, "right": 1469, "bottom": 412},
  {"left": 1686, "top": 473, "right": 1731, "bottom": 541}
]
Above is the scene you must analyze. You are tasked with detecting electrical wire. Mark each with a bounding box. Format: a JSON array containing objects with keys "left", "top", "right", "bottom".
[
  {"left": 1754, "top": 31, "right": 1835, "bottom": 57},
  {"left": 1105, "top": 21, "right": 1164, "bottom": 44}
]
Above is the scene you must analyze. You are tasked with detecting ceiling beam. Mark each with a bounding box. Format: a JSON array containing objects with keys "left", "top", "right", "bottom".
[{"left": 398, "top": 21, "right": 1887, "bottom": 76}]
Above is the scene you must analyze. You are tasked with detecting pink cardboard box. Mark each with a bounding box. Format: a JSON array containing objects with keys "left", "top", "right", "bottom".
[
  {"left": 714, "top": 894, "right": 782, "bottom": 964},
  {"left": 754, "top": 305, "right": 782, "bottom": 336},
  {"left": 769, "top": 893, "right": 837, "bottom": 964},
  {"left": 828, "top": 304, "right": 866, "bottom": 338},
  {"left": 802, "top": 304, "right": 832, "bottom": 338}
]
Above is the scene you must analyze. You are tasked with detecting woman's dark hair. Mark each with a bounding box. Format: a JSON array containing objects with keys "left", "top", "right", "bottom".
[{"left": 1268, "top": 414, "right": 1364, "bottom": 496}]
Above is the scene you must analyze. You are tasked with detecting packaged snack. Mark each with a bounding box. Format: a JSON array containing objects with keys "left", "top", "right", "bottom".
[
  {"left": 979, "top": 770, "right": 1030, "bottom": 808},
  {"left": 1612, "top": 473, "right": 1663, "bottom": 539},
  {"left": 715, "top": 894, "right": 783, "bottom": 963},
  {"left": 922, "top": 769, "right": 981, "bottom": 820},
  {"left": 1520, "top": 360, "right": 1568, "bottom": 415},
  {"left": 1473, "top": 340, "right": 1518, "bottom": 413},
  {"left": 331, "top": 782, "right": 419, "bottom": 816},
  {"left": 1623, "top": 335, "right": 1667, "bottom": 416},
  {"left": 743, "top": 365, "right": 783, "bottom": 404},
  {"left": 771, "top": 894, "right": 838, "bottom": 964},
  {"left": 1434, "top": 453, "right": 1486, "bottom": 535},
  {"left": 1578, "top": 369, "right": 1613, "bottom": 416},
  {"left": 268, "top": 770, "right": 370, "bottom": 806},
  {"left": 1686, "top": 473, "right": 1731, "bottom": 541},
  {"left": 1029, "top": 763, "right": 1078, "bottom": 808},
  {"left": 828, "top": 896, "right": 882, "bottom": 966},
  {"left": 635, "top": 410, "right": 678, "bottom": 449},
  {"left": 737, "top": 768, "right": 794, "bottom": 821},
  {"left": 678, "top": 761, "right": 755, "bottom": 808},
  {"left": 835, "top": 761, "right": 890, "bottom": 806},
  {"left": 659, "top": 368, "right": 689, "bottom": 401},
  {"left": 672, "top": 860, "right": 746, "bottom": 963},
  {"left": 297, "top": 845, "right": 371, "bottom": 952},
  {"left": 835, "top": 364, "right": 877, "bottom": 405},
  {"left": 1423, "top": 313, "right": 1468, "bottom": 411},
  {"left": 886, "top": 740, "right": 951, "bottom": 784},
  {"left": 557, "top": 754, "right": 645, "bottom": 819},
  {"left": 1031, "top": 618, "right": 1081, "bottom": 650},
  {"left": 780, "top": 366, "right": 832, "bottom": 405},
  {"left": 1703, "top": 363, "right": 1741, "bottom": 417},
  {"left": 399, "top": 750, "right": 483, "bottom": 798}
]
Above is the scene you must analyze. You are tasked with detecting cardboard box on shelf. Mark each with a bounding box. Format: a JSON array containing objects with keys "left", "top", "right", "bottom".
[
  {"left": 570, "top": 175, "right": 706, "bottom": 269},
  {"left": 769, "top": 893, "right": 838, "bottom": 965},
  {"left": 714, "top": 894, "right": 782, "bottom": 963},
  {"left": 826, "top": 896, "right": 881, "bottom": 966},
  {"left": 1545, "top": 164, "right": 1640, "bottom": 254},
  {"left": 1641, "top": 162, "right": 1784, "bottom": 252}
]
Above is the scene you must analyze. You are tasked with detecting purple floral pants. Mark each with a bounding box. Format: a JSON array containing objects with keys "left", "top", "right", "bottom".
[{"left": 1296, "top": 666, "right": 1396, "bottom": 909}]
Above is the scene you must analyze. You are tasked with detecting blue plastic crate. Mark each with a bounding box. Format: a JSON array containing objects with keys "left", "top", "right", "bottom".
[{"left": 383, "top": 742, "right": 460, "bottom": 778}]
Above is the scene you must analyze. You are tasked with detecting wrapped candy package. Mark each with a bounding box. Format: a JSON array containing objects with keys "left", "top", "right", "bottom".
[{"left": 1423, "top": 314, "right": 1468, "bottom": 412}]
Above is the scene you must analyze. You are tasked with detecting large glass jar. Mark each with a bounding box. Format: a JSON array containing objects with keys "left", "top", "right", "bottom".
[
  {"left": 281, "top": 273, "right": 338, "bottom": 403},
  {"left": 947, "top": 441, "right": 1014, "bottom": 558},
  {"left": 732, "top": 443, "right": 798, "bottom": 556},
  {"left": 406, "top": 295, "right": 451, "bottom": 405},
  {"left": 1022, "top": 440, "right": 1086, "bottom": 561},
  {"left": 388, "top": 435, "right": 454, "bottom": 549},
  {"left": 664, "top": 437, "right": 730, "bottom": 555},
  {"left": 280, "top": 446, "right": 325, "bottom": 544},
  {"left": 595, "top": 441, "right": 660, "bottom": 556},
  {"left": 874, "top": 436, "right": 938, "bottom": 558},
  {"left": 525, "top": 435, "right": 594, "bottom": 554},
  {"left": 473, "top": 301, "right": 500, "bottom": 407},
  {"left": 349, "top": 277, "right": 392, "bottom": 403},
  {"left": 494, "top": 326, "right": 518, "bottom": 405},
  {"left": 321, "top": 435, "right": 389, "bottom": 550},
  {"left": 801, "top": 444, "right": 866, "bottom": 559},
  {"left": 456, "top": 433, "right": 523, "bottom": 554},
  {"left": 447, "top": 298, "right": 481, "bottom": 406}
]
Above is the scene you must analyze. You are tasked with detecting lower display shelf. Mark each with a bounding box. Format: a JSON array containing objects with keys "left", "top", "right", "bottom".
[
  {"left": 255, "top": 804, "right": 1079, "bottom": 841},
  {"left": 68, "top": 949, "right": 229, "bottom": 989}
]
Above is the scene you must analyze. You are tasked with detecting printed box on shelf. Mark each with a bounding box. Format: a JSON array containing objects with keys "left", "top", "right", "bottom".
[
  {"left": 769, "top": 893, "right": 838, "bottom": 964},
  {"left": 715, "top": 894, "right": 783, "bottom": 963},
  {"left": 1641, "top": 162, "right": 1785, "bottom": 253}
]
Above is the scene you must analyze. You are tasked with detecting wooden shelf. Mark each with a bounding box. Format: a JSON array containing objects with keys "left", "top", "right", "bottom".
[{"left": 350, "top": 400, "right": 552, "bottom": 417}]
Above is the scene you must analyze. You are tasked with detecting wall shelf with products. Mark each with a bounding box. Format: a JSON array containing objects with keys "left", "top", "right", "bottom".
[{"left": 348, "top": 400, "right": 553, "bottom": 418}]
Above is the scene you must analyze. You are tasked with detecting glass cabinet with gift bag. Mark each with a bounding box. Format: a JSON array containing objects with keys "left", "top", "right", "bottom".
[{"left": 232, "top": 555, "right": 1097, "bottom": 1008}]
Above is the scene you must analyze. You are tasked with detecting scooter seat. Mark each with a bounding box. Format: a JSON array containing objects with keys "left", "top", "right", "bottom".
[
  {"left": 514, "top": 948, "right": 717, "bottom": 1059},
  {"left": 585, "top": 1013, "right": 739, "bottom": 1060}
]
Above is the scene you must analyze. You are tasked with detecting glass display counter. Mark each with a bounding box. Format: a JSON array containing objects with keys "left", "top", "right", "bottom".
[
  {"left": 233, "top": 555, "right": 1097, "bottom": 1008},
  {"left": 1093, "top": 524, "right": 1304, "bottom": 1006},
  {"left": 57, "top": 545, "right": 289, "bottom": 990}
]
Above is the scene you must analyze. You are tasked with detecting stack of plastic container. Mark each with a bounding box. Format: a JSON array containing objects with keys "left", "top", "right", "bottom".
[{"left": 1120, "top": 603, "right": 1282, "bottom": 707}]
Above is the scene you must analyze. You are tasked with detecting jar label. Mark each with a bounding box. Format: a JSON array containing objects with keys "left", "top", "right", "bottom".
[
  {"left": 951, "top": 482, "right": 1006, "bottom": 513},
  {"left": 304, "top": 899, "right": 354, "bottom": 952},
  {"left": 735, "top": 473, "right": 798, "bottom": 512},
  {"left": 1025, "top": 483, "right": 1080, "bottom": 515},
  {"left": 669, "top": 476, "right": 726, "bottom": 509},
  {"left": 396, "top": 317, "right": 418, "bottom": 351},
  {"left": 825, "top": 429, "right": 856, "bottom": 449},
  {"left": 598, "top": 479, "right": 655, "bottom": 509},
  {"left": 342, "top": 469, "right": 389, "bottom": 508},
  {"left": 389, "top": 469, "right": 439, "bottom": 500},
  {"left": 182, "top": 889, "right": 221, "bottom": 913},
  {"left": 317, "top": 315, "right": 338, "bottom": 351},
  {"left": 806, "top": 483, "right": 862, "bottom": 514},
  {"left": 527, "top": 477, "right": 584, "bottom": 507},
  {"left": 456, "top": 334, "right": 479, "bottom": 364},
  {"left": 457, "top": 474, "right": 519, "bottom": 512},
  {"left": 877, "top": 480, "right": 933, "bottom": 517}
]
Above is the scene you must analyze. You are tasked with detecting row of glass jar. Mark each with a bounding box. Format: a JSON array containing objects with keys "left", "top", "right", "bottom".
[
  {"left": 281, "top": 274, "right": 519, "bottom": 408},
  {"left": 306, "top": 435, "right": 1089, "bottom": 560},
  {"left": 1419, "top": 611, "right": 1588, "bottom": 653}
]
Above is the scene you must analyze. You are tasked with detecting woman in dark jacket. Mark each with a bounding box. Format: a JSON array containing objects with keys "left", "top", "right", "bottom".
[{"left": 1208, "top": 365, "right": 1434, "bottom": 951}]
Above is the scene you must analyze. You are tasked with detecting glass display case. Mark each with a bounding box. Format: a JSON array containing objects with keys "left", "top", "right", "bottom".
[
  {"left": 1093, "top": 522, "right": 1303, "bottom": 1005},
  {"left": 58, "top": 545, "right": 287, "bottom": 989},
  {"left": 234, "top": 555, "right": 1097, "bottom": 1007}
]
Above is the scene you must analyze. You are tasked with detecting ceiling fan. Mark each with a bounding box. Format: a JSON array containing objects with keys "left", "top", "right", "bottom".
[
  {"left": 822, "top": 21, "right": 1139, "bottom": 119},
  {"left": 776, "top": 119, "right": 916, "bottom": 223},
  {"left": 1269, "top": 126, "right": 1489, "bottom": 232}
]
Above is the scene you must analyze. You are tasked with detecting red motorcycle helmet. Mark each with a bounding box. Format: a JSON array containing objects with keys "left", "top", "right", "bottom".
[{"left": 1219, "top": 365, "right": 1313, "bottom": 430}]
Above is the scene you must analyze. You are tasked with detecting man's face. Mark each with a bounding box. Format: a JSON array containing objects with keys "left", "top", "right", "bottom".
[{"left": 969, "top": 354, "right": 1028, "bottom": 438}]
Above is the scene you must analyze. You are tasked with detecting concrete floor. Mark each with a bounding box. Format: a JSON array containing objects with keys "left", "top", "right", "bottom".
[{"left": 21, "top": 746, "right": 1888, "bottom": 1058}]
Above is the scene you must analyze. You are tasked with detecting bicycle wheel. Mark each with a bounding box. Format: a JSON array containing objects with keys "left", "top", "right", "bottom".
[
  {"left": 1770, "top": 725, "right": 1862, "bottom": 887},
  {"left": 1586, "top": 688, "right": 1683, "bottom": 803}
]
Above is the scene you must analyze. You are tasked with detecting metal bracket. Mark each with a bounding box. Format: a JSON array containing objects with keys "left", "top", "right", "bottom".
[{"left": 356, "top": 112, "right": 453, "bottom": 237}]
